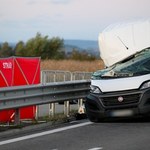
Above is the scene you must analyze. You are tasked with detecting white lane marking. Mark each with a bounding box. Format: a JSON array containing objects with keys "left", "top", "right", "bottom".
[
  {"left": 0, "top": 122, "right": 92, "bottom": 146},
  {"left": 88, "top": 147, "right": 103, "bottom": 150}
]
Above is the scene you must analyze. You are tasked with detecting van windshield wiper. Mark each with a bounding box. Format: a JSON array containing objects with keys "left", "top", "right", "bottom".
[
  {"left": 101, "top": 72, "right": 133, "bottom": 78},
  {"left": 114, "top": 72, "right": 133, "bottom": 77}
]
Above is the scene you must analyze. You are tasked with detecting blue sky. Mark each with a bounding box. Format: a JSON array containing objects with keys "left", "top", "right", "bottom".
[{"left": 0, "top": 0, "right": 150, "bottom": 42}]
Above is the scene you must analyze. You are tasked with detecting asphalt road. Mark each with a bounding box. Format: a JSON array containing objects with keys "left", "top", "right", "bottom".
[{"left": 0, "top": 117, "right": 150, "bottom": 150}]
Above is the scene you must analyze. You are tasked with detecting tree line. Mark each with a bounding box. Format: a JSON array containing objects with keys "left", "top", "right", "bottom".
[{"left": 0, "top": 33, "right": 96, "bottom": 60}]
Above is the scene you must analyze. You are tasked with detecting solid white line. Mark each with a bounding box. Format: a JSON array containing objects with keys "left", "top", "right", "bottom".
[
  {"left": 0, "top": 121, "right": 93, "bottom": 146},
  {"left": 88, "top": 147, "right": 103, "bottom": 150}
]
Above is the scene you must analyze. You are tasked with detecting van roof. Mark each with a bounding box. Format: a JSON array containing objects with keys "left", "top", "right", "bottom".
[{"left": 99, "top": 19, "right": 150, "bottom": 67}]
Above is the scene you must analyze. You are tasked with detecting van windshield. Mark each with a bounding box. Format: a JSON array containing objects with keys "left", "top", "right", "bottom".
[{"left": 97, "top": 48, "right": 150, "bottom": 78}]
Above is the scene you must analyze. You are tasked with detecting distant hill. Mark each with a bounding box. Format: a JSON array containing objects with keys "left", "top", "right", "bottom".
[
  {"left": 0, "top": 39, "right": 100, "bottom": 57},
  {"left": 64, "top": 39, "right": 100, "bottom": 57},
  {"left": 0, "top": 42, "right": 16, "bottom": 48}
]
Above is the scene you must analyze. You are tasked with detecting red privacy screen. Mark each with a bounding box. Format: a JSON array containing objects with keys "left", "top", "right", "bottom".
[{"left": 0, "top": 57, "right": 40, "bottom": 122}]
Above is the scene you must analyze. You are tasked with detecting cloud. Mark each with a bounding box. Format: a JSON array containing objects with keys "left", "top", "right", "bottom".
[
  {"left": 50, "top": 0, "right": 72, "bottom": 4},
  {"left": 26, "top": 0, "right": 38, "bottom": 5},
  {"left": 0, "top": 0, "right": 150, "bottom": 42},
  {"left": 25, "top": 0, "right": 73, "bottom": 5}
]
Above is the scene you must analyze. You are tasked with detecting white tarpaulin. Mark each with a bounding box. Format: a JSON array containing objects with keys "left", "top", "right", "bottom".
[{"left": 98, "top": 19, "right": 150, "bottom": 67}]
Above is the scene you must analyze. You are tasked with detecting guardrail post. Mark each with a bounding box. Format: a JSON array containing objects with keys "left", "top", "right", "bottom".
[
  {"left": 64, "top": 101, "right": 70, "bottom": 117},
  {"left": 78, "top": 99, "right": 85, "bottom": 114},
  {"left": 35, "top": 105, "right": 39, "bottom": 121},
  {"left": 49, "top": 103, "right": 55, "bottom": 117},
  {"left": 78, "top": 99, "right": 83, "bottom": 108},
  {"left": 14, "top": 108, "right": 20, "bottom": 125}
]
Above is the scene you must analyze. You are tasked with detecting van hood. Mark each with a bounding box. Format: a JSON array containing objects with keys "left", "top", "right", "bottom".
[{"left": 99, "top": 19, "right": 150, "bottom": 67}]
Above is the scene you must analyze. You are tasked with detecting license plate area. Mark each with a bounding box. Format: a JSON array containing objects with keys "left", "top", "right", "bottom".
[{"left": 110, "top": 109, "right": 133, "bottom": 117}]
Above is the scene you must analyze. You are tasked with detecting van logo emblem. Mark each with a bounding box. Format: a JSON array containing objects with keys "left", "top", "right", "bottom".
[{"left": 118, "top": 96, "right": 124, "bottom": 102}]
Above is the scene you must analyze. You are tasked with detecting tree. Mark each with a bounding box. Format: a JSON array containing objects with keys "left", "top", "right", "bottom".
[
  {"left": 15, "top": 41, "right": 25, "bottom": 56},
  {"left": 0, "top": 42, "right": 13, "bottom": 57},
  {"left": 44, "top": 37, "right": 64, "bottom": 59},
  {"left": 17, "top": 33, "right": 65, "bottom": 59}
]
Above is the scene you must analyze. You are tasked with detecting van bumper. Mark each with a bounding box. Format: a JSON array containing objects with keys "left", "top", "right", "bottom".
[{"left": 85, "top": 88, "right": 150, "bottom": 120}]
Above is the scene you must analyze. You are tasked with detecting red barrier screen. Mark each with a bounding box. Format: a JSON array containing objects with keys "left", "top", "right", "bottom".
[{"left": 0, "top": 57, "right": 40, "bottom": 122}]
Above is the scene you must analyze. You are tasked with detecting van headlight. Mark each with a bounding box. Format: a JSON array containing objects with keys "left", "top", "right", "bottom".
[
  {"left": 90, "top": 85, "right": 101, "bottom": 93},
  {"left": 140, "top": 81, "right": 150, "bottom": 89}
]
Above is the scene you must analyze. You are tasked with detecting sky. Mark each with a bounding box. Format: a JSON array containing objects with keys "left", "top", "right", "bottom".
[{"left": 0, "top": 0, "right": 150, "bottom": 42}]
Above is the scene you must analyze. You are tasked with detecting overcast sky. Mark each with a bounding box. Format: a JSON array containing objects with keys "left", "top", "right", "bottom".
[{"left": 0, "top": 0, "right": 150, "bottom": 42}]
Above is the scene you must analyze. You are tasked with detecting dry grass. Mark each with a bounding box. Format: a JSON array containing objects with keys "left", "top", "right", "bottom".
[{"left": 41, "top": 59, "right": 104, "bottom": 72}]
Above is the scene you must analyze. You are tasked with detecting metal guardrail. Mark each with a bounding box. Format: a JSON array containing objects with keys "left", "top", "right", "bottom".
[
  {"left": 41, "top": 70, "right": 93, "bottom": 84},
  {"left": 72, "top": 71, "right": 93, "bottom": 81},
  {"left": 0, "top": 80, "right": 91, "bottom": 124}
]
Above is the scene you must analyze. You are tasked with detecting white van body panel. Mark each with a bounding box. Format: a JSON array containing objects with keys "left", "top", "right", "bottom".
[
  {"left": 92, "top": 74, "right": 150, "bottom": 92},
  {"left": 99, "top": 19, "right": 150, "bottom": 67}
]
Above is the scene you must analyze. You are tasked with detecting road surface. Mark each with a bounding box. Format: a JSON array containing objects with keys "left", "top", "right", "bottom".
[{"left": 0, "top": 117, "right": 150, "bottom": 150}]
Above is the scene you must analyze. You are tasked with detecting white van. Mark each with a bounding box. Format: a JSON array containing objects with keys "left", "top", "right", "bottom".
[{"left": 85, "top": 20, "right": 150, "bottom": 122}]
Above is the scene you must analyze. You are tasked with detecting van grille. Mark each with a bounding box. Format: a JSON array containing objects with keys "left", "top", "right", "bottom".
[{"left": 101, "top": 94, "right": 141, "bottom": 107}]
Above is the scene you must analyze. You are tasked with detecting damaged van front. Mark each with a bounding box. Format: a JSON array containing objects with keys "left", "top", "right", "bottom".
[{"left": 85, "top": 20, "right": 150, "bottom": 122}]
